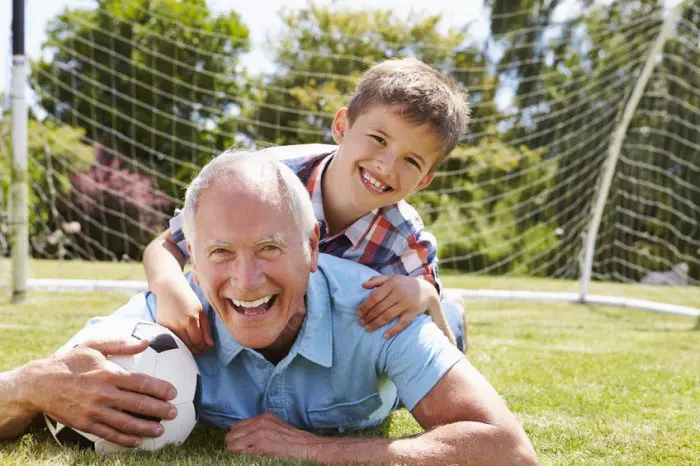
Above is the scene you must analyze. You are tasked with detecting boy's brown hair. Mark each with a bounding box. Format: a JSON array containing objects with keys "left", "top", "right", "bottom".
[{"left": 346, "top": 57, "right": 470, "bottom": 170}]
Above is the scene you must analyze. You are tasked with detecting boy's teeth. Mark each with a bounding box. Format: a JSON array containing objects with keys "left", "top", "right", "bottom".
[
  {"left": 362, "top": 170, "right": 389, "bottom": 191},
  {"left": 232, "top": 295, "right": 273, "bottom": 308}
]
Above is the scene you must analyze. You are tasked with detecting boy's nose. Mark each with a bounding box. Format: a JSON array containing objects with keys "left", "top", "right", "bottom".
[{"left": 374, "top": 151, "right": 398, "bottom": 175}]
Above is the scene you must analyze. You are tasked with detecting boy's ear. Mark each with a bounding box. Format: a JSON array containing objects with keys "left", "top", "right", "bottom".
[
  {"left": 415, "top": 173, "right": 436, "bottom": 192},
  {"left": 332, "top": 107, "right": 349, "bottom": 144}
]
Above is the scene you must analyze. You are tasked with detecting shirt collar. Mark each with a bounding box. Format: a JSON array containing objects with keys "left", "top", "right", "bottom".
[{"left": 209, "top": 268, "right": 333, "bottom": 369}]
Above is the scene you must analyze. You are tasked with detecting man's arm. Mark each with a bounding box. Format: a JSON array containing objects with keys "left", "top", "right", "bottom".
[
  {"left": 225, "top": 360, "right": 536, "bottom": 465},
  {"left": 0, "top": 340, "right": 178, "bottom": 447}
]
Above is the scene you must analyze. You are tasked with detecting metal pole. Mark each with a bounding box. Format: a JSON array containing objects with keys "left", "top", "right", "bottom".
[
  {"left": 11, "top": 0, "right": 28, "bottom": 303},
  {"left": 579, "top": 3, "right": 683, "bottom": 302}
]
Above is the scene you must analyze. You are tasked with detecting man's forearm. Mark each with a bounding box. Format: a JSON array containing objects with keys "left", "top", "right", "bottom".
[
  {"left": 312, "top": 421, "right": 536, "bottom": 465},
  {"left": 0, "top": 364, "right": 40, "bottom": 440}
]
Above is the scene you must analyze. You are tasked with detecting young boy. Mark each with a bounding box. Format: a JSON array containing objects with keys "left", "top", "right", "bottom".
[{"left": 144, "top": 57, "right": 469, "bottom": 354}]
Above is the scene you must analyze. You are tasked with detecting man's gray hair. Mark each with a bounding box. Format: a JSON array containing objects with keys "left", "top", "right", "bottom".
[{"left": 182, "top": 150, "right": 317, "bottom": 251}]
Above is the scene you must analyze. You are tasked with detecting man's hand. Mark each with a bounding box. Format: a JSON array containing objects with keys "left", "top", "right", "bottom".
[
  {"left": 23, "top": 338, "right": 179, "bottom": 448},
  {"left": 358, "top": 275, "right": 434, "bottom": 338},
  {"left": 155, "top": 284, "right": 213, "bottom": 354},
  {"left": 225, "top": 413, "right": 323, "bottom": 461}
]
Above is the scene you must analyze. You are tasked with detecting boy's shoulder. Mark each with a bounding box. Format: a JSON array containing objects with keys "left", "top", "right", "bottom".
[
  {"left": 378, "top": 199, "right": 427, "bottom": 240},
  {"left": 261, "top": 143, "right": 337, "bottom": 167}
]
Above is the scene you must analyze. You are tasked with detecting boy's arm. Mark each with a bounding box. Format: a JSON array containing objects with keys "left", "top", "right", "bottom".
[
  {"left": 143, "top": 229, "right": 213, "bottom": 354},
  {"left": 357, "top": 229, "right": 456, "bottom": 344}
]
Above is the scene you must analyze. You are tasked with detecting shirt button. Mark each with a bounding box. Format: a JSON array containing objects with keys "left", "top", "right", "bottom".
[{"left": 338, "top": 426, "right": 345, "bottom": 433}]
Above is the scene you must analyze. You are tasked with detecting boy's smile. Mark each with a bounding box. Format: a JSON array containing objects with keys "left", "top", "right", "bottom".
[{"left": 323, "top": 105, "right": 440, "bottom": 232}]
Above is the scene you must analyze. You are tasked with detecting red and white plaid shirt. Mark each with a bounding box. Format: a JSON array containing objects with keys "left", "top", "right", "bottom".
[{"left": 170, "top": 145, "right": 441, "bottom": 292}]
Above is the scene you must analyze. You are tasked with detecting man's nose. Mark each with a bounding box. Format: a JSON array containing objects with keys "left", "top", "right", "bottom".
[{"left": 231, "top": 255, "right": 265, "bottom": 291}]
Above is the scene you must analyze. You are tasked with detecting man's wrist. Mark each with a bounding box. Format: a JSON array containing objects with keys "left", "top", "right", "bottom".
[{"left": 11, "top": 361, "right": 44, "bottom": 414}]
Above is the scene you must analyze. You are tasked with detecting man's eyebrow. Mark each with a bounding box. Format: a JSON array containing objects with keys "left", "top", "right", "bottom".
[
  {"left": 205, "top": 240, "right": 233, "bottom": 250},
  {"left": 255, "top": 233, "right": 286, "bottom": 246}
]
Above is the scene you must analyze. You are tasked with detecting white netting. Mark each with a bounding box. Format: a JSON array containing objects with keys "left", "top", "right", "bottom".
[{"left": 1, "top": 0, "right": 697, "bottom": 293}]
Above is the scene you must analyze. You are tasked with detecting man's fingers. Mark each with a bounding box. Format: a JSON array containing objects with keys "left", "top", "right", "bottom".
[
  {"left": 95, "top": 404, "right": 165, "bottom": 439},
  {"left": 361, "top": 275, "right": 391, "bottom": 289},
  {"left": 113, "top": 370, "right": 177, "bottom": 402},
  {"left": 357, "top": 285, "right": 393, "bottom": 315},
  {"left": 81, "top": 338, "right": 148, "bottom": 356},
  {"left": 85, "top": 421, "right": 143, "bottom": 448},
  {"left": 105, "top": 383, "right": 178, "bottom": 423}
]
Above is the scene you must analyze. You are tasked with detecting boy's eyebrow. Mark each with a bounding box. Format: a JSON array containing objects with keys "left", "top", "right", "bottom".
[{"left": 375, "top": 128, "right": 427, "bottom": 166}]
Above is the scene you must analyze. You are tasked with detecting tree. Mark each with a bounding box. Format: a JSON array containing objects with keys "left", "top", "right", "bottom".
[{"left": 32, "top": 0, "right": 250, "bottom": 198}]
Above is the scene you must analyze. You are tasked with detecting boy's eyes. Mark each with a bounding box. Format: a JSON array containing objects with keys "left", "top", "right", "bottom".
[
  {"left": 369, "top": 134, "right": 386, "bottom": 145},
  {"left": 405, "top": 157, "right": 421, "bottom": 169}
]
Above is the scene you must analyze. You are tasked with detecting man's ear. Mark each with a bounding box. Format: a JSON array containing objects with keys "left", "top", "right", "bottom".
[
  {"left": 187, "top": 243, "right": 200, "bottom": 285},
  {"left": 415, "top": 172, "right": 436, "bottom": 192},
  {"left": 331, "top": 107, "right": 349, "bottom": 144},
  {"left": 308, "top": 223, "right": 321, "bottom": 273}
]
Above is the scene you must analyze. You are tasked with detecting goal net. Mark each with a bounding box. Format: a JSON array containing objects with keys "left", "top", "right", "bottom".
[{"left": 2, "top": 0, "right": 698, "bottom": 312}]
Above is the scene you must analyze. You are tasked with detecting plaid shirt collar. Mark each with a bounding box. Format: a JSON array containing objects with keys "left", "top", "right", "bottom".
[{"left": 305, "top": 153, "right": 380, "bottom": 248}]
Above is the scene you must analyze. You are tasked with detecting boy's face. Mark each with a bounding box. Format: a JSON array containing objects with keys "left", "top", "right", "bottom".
[{"left": 331, "top": 105, "right": 440, "bottom": 212}]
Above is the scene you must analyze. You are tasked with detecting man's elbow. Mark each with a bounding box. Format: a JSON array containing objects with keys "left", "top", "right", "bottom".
[{"left": 500, "top": 428, "right": 538, "bottom": 466}]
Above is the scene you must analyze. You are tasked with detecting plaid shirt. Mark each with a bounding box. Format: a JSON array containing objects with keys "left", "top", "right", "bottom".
[{"left": 169, "top": 145, "right": 441, "bottom": 292}]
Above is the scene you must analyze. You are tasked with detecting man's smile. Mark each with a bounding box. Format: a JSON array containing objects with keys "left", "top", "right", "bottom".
[{"left": 228, "top": 295, "right": 279, "bottom": 316}]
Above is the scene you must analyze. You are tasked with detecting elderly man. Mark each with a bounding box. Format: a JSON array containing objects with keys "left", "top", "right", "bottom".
[{"left": 0, "top": 153, "right": 536, "bottom": 465}]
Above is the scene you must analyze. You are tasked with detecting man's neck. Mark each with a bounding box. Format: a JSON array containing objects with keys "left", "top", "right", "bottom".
[
  {"left": 258, "top": 310, "right": 306, "bottom": 365},
  {"left": 322, "top": 154, "right": 364, "bottom": 235}
]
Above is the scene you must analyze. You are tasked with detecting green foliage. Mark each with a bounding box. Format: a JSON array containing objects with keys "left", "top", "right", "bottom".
[
  {"left": 31, "top": 0, "right": 250, "bottom": 197},
  {"left": 0, "top": 118, "right": 94, "bottom": 248},
  {"left": 240, "top": 4, "right": 464, "bottom": 145},
  {"left": 414, "top": 137, "right": 560, "bottom": 274}
]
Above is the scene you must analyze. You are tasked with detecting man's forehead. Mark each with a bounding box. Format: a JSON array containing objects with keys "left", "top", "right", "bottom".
[{"left": 194, "top": 180, "right": 296, "bottom": 244}]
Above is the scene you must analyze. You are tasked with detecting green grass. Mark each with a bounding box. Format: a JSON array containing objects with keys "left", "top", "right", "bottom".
[{"left": 0, "top": 261, "right": 698, "bottom": 465}]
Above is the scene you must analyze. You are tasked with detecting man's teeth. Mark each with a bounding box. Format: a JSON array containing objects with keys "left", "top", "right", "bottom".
[
  {"left": 362, "top": 170, "right": 390, "bottom": 192},
  {"left": 231, "top": 295, "right": 273, "bottom": 308}
]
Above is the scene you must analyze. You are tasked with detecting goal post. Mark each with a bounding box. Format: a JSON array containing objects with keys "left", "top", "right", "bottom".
[{"left": 4, "top": 0, "right": 699, "bottom": 318}]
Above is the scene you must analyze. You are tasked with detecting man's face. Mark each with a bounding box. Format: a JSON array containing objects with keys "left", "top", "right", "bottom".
[
  {"left": 190, "top": 177, "right": 319, "bottom": 350},
  {"left": 331, "top": 105, "right": 441, "bottom": 212}
]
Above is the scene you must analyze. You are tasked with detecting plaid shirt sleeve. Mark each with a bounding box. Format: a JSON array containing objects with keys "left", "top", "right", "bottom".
[
  {"left": 168, "top": 209, "right": 190, "bottom": 260},
  {"left": 401, "top": 229, "right": 442, "bottom": 295}
]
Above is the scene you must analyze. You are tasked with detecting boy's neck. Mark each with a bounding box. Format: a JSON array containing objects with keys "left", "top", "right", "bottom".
[{"left": 322, "top": 154, "right": 365, "bottom": 236}]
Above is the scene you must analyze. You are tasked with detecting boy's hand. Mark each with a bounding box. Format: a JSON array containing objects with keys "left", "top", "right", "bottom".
[
  {"left": 358, "top": 275, "right": 432, "bottom": 338},
  {"left": 155, "top": 285, "right": 213, "bottom": 355}
]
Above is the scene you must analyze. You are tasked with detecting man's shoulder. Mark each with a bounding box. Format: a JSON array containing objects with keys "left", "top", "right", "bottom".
[{"left": 314, "top": 254, "right": 377, "bottom": 312}]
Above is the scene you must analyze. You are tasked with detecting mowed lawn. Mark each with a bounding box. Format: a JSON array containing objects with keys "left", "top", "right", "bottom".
[{"left": 0, "top": 259, "right": 698, "bottom": 465}]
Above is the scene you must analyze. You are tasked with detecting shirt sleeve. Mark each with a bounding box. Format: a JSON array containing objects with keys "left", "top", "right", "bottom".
[
  {"left": 168, "top": 209, "right": 190, "bottom": 260},
  {"left": 399, "top": 229, "right": 443, "bottom": 295},
  {"left": 377, "top": 314, "right": 464, "bottom": 411}
]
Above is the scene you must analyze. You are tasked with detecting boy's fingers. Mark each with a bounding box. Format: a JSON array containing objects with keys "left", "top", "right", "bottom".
[
  {"left": 364, "top": 302, "right": 401, "bottom": 330},
  {"left": 384, "top": 316, "right": 411, "bottom": 339},
  {"left": 199, "top": 309, "right": 214, "bottom": 347},
  {"left": 362, "top": 275, "right": 391, "bottom": 289},
  {"left": 358, "top": 285, "right": 393, "bottom": 315},
  {"left": 184, "top": 325, "right": 207, "bottom": 355}
]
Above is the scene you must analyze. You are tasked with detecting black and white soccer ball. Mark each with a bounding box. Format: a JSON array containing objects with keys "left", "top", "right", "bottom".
[{"left": 44, "top": 319, "right": 201, "bottom": 453}]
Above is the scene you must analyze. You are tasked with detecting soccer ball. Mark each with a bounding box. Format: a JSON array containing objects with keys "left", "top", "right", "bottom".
[{"left": 44, "top": 319, "right": 201, "bottom": 453}]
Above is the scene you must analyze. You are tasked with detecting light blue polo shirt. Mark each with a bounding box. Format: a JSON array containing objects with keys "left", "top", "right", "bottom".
[{"left": 90, "top": 254, "right": 464, "bottom": 433}]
